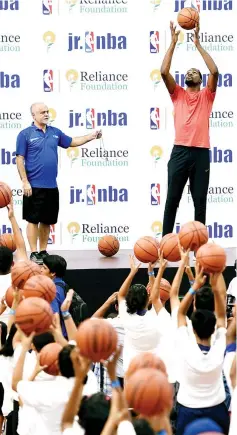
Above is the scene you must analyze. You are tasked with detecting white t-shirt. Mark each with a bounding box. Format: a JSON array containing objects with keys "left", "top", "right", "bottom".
[
  {"left": 176, "top": 326, "right": 226, "bottom": 408},
  {"left": 63, "top": 427, "right": 84, "bottom": 435},
  {"left": 227, "top": 277, "right": 237, "bottom": 299},
  {"left": 119, "top": 299, "right": 161, "bottom": 371},
  {"left": 17, "top": 372, "right": 98, "bottom": 435},
  {"left": 0, "top": 273, "right": 11, "bottom": 324},
  {"left": 107, "top": 316, "right": 124, "bottom": 378}
]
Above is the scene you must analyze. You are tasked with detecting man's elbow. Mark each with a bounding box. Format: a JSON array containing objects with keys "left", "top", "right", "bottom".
[
  {"left": 212, "top": 69, "right": 219, "bottom": 77},
  {"left": 161, "top": 69, "right": 168, "bottom": 78}
]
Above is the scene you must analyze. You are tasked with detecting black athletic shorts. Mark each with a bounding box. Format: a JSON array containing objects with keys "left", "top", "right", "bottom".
[
  {"left": 0, "top": 383, "right": 4, "bottom": 416},
  {"left": 23, "top": 187, "right": 59, "bottom": 225}
]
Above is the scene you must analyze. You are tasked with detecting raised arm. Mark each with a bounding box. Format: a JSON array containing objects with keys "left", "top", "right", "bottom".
[
  {"left": 117, "top": 256, "right": 140, "bottom": 304},
  {"left": 93, "top": 292, "right": 118, "bottom": 318},
  {"left": 149, "top": 255, "right": 168, "bottom": 313},
  {"left": 160, "top": 22, "right": 180, "bottom": 94},
  {"left": 169, "top": 246, "right": 189, "bottom": 312},
  {"left": 70, "top": 130, "right": 102, "bottom": 147},
  {"left": 194, "top": 22, "right": 219, "bottom": 92},
  {"left": 7, "top": 200, "right": 28, "bottom": 261},
  {"left": 210, "top": 272, "right": 226, "bottom": 329}
]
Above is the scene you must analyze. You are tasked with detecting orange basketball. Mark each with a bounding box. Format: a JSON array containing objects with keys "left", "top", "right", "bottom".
[
  {"left": 5, "top": 286, "right": 23, "bottom": 308},
  {"left": 98, "top": 235, "right": 120, "bottom": 257},
  {"left": 0, "top": 182, "right": 12, "bottom": 208},
  {"left": 178, "top": 221, "right": 208, "bottom": 252},
  {"left": 196, "top": 243, "right": 226, "bottom": 274},
  {"left": 177, "top": 7, "right": 199, "bottom": 30},
  {"left": 126, "top": 353, "right": 167, "bottom": 380},
  {"left": 125, "top": 368, "right": 173, "bottom": 416},
  {"left": 23, "top": 275, "right": 56, "bottom": 303},
  {"left": 160, "top": 233, "right": 181, "bottom": 262},
  {"left": 160, "top": 278, "right": 171, "bottom": 303},
  {"left": 39, "top": 342, "right": 62, "bottom": 376},
  {"left": 76, "top": 318, "right": 118, "bottom": 362},
  {"left": 0, "top": 234, "right": 16, "bottom": 252},
  {"left": 15, "top": 297, "right": 53, "bottom": 335},
  {"left": 11, "top": 260, "right": 41, "bottom": 289},
  {"left": 134, "top": 236, "right": 159, "bottom": 263}
]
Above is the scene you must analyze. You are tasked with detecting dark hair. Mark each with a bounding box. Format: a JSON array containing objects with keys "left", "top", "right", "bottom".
[
  {"left": 0, "top": 322, "right": 7, "bottom": 347},
  {"left": 0, "top": 323, "right": 17, "bottom": 357},
  {"left": 33, "top": 332, "right": 55, "bottom": 352},
  {"left": 198, "top": 70, "right": 202, "bottom": 80},
  {"left": 58, "top": 344, "right": 75, "bottom": 378},
  {"left": 126, "top": 284, "right": 149, "bottom": 314},
  {"left": 191, "top": 309, "right": 216, "bottom": 339},
  {"left": 195, "top": 286, "right": 214, "bottom": 312},
  {"left": 43, "top": 254, "right": 67, "bottom": 278},
  {"left": 0, "top": 247, "right": 13, "bottom": 274},
  {"left": 133, "top": 419, "right": 155, "bottom": 435},
  {"left": 107, "top": 313, "right": 117, "bottom": 319},
  {"left": 79, "top": 392, "right": 111, "bottom": 435}
]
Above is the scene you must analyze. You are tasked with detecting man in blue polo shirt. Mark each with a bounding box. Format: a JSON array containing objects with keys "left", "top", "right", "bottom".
[{"left": 16, "top": 102, "right": 101, "bottom": 264}]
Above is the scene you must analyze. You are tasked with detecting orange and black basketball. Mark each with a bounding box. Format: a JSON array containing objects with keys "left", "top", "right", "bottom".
[
  {"left": 0, "top": 182, "right": 12, "bottom": 208},
  {"left": 98, "top": 235, "right": 120, "bottom": 257},
  {"left": 11, "top": 260, "right": 41, "bottom": 289},
  {"left": 134, "top": 236, "right": 159, "bottom": 263}
]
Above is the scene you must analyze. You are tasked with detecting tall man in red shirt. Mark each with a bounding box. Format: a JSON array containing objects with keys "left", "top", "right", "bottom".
[{"left": 161, "top": 21, "right": 219, "bottom": 236}]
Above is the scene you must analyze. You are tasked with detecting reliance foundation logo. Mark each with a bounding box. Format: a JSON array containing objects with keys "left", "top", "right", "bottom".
[
  {"left": 67, "top": 221, "right": 130, "bottom": 243},
  {"left": 68, "top": 108, "right": 127, "bottom": 128},
  {"left": 150, "top": 69, "right": 161, "bottom": 90},
  {"left": 66, "top": 146, "right": 129, "bottom": 168},
  {"left": 175, "top": 71, "right": 232, "bottom": 88},
  {"left": 174, "top": 1, "right": 232, "bottom": 12},
  {"left": 186, "top": 184, "right": 234, "bottom": 205},
  {"left": 177, "top": 30, "right": 234, "bottom": 52},
  {"left": 65, "top": 69, "right": 128, "bottom": 91},
  {"left": 0, "top": 34, "right": 20, "bottom": 52},
  {"left": 150, "top": 146, "right": 163, "bottom": 166},
  {"left": 150, "top": 0, "right": 162, "bottom": 11},
  {"left": 210, "top": 110, "right": 234, "bottom": 129},
  {"left": 69, "top": 184, "right": 128, "bottom": 205},
  {"left": 0, "top": 111, "right": 22, "bottom": 129},
  {"left": 65, "top": 0, "right": 128, "bottom": 14},
  {"left": 43, "top": 31, "right": 56, "bottom": 52},
  {"left": 68, "top": 32, "right": 127, "bottom": 52}
]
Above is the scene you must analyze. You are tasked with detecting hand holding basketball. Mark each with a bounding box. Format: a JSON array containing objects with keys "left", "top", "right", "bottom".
[
  {"left": 158, "top": 250, "right": 168, "bottom": 271},
  {"left": 70, "top": 348, "right": 91, "bottom": 380},
  {"left": 178, "top": 240, "right": 190, "bottom": 265},
  {"left": 193, "top": 262, "right": 206, "bottom": 290},
  {"left": 170, "top": 21, "right": 180, "bottom": 44},
  {"left": 102, "top": 346, "right": 122, "bottom": 382},
  {"left": 129, "top": 255, "right": 141, "bottom": 275}
]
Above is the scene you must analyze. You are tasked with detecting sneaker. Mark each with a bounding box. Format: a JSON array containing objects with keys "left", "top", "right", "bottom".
[
  {"left": 39, "top": 250, "right": 49, "bottom": 262},
  {"left": 30, "top": 252, "right": 43, "bottom": 265}
]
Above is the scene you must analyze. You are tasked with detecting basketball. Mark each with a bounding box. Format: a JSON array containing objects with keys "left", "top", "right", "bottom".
[
  {"left": 134, "top": 236, "right": 159, "bottom": 263},
  {"left": 160, "top": 233, "right": 181, "bottom": 262},
  {"left": 178, "top": 221, "right": 208, "bottom": 252},
  {"left": 177, "top": 7, "right": 199, "bottom": 30},
  {"left": 0, "top": 234, "right": 16, "bottom": 252},
  {"left": 11, "top": 260, "right": 41, "bottom": 289},
  {"left": 39, "top": 342, "right": 62, "bottom": 376},
  {"left": 0, "top": 182, "right": 12, "bottom": 208},
  {"left": 5, "top": 286, "right": 23, "bottom": 308},
  {"left": 15, "top": 297, "right": 54, "bottom": 335},
  {"left": 23, "top": 275, "right": 56, "bottom": 303},
  {"left": 75, "top": 318, "right": 118, "bottom": 362},
  {"left": 125, "top": 368, "right": 173, "bottom": 416},
  {"left": 196, "top": 243, "right": 226, "bottom": 274},
  {"left": 126, "top": 352, "right": 167, "bottom": 380},
  {"left": 160, "top": 278, "right": 171, "bottom": 303},
  {"left": 98, "top": 235, "right": 120, "bottom": 257}
]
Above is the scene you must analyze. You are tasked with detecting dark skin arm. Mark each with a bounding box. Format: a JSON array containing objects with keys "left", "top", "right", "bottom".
[{"left": 161, "top": 22, "right": 180, "bottom": 94}]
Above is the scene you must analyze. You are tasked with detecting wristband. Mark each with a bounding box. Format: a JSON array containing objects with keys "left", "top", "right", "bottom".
[
  {"left": 189, "top": 280, "right": 195, "bottom": 285},
  {"left": 61, "top": 311, "right": 71, "bottom": 319},
  {"left": 111, "top": 379, "right": 120, "bottom": 389},
  {"left": 9, "top": 309, "right": 16, "bottom": 315},
  {"left": 148, "top": 271, "right": 155, "bottom": 276},
  {"left": 188, "top": 287, "right": 196, "bottom": 296}
]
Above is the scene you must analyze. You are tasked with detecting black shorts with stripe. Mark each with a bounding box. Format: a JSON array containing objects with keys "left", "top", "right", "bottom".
[{"left": 23, "top": 187, "right": 59, "bottom": 225}]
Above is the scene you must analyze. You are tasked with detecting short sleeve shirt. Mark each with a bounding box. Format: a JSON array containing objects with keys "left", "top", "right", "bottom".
[{"left": 16, "top": 124, "right": 72, "bottom": 188}]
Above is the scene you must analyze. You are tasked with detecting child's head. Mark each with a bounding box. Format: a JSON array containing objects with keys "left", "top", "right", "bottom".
[
  {"left": 78, "top": 393, "right": 111, "bottom": 435},
  {"left": 191, "top": 309, "right": 216, "bottom": 340},
  {"left": 194, "top": 286, "right": 214, "bottom": 312},
  {"left": 32, "top": 332, "right": 55, "bottom": 353},
  {"left": 41, "top": 255, "right": 67, "bottom": 279},
  {"left": 126, "top": 284, "right": 149, "bottom": 314}
]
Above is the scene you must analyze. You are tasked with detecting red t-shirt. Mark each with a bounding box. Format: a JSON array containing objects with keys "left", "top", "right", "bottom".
[{"left": 170, "top": 84, "right": 216, "bottom": 149}]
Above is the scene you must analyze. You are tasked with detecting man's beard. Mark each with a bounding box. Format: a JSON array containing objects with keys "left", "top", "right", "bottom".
[{"left": 185, "top": 78, "right": 198, "bottom": 87}]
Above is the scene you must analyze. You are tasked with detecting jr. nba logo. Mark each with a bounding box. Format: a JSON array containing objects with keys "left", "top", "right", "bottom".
[
  {"left": 86, "top": 185, "right": 96, "bottom": 205},
  {"left": 150, "top": 108, "right": 160, "bottom": 130},
  {"left": 151, "top": 184, "right": 160, "bottom": 205},
  {"left": 43, "top": 70, "right": 54, "bottom": 92},
  {"left": 150, "top": 31, "right": 159, "bottom": 53},
  {"left": 85, "top": 31, "right": 95, "bottom": 53},
  {"left": 42, "top": 0, "right": 53, "bottom": 14},
  {"left": 48, "top": 224, "right": 56, "bottom": 244},
  {"left": 86, "top": 108, "right": 95, "bottom": 129}
]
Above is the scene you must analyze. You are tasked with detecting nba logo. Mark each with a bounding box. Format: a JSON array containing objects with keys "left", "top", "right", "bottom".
[
  {"left": 48, "top": 225, "right": 55, "bottom": 244},
  {"left": 151, "top": 184, "right": 160, "bottom": 205},
  {"left": 85, "top": 31, "right": 95, "bottom": 53},
  {"left": 86, "top": 185, "right": 96, "bottom": 205},
  {"left": 150, "top": 108, "right": 160, "bottom": 130},
  {"left": 150, "top": 31, "right": 159, "bottom": 53},
  {"left": 86, "top": 108, "right": 95, "bottom": 129},
  {"left": 43, "top": 70, "right": 54, "bottom": 92},
  {"left": 42, "top": 0, "right": 53, "bottom": 15}
]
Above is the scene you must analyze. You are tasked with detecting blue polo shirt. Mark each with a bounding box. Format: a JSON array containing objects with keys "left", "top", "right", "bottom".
[{"left": 16, "top": 124, "right": 72, "bottom": 188}]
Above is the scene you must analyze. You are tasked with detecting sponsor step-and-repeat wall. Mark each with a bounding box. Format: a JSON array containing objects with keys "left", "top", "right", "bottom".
[{"left": 0, "top": 0, "right": 236, "bottom": 250}]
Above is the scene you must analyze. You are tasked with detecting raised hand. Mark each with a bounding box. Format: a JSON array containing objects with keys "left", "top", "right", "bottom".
[
  {"left": 194, "top": 18, "right": 200, "bottom": 47},
  {"left": 129, "top": 255, "right": 141, "bottom": 275},
  {"left": 170, "top": 21, "right": 180, "bottom": 44},
  {"left": 193, "top": 262, "right": 206, "bottom": 290}
]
